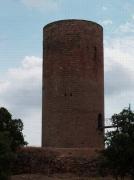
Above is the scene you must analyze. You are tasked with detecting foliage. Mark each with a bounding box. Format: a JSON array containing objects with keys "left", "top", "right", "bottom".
[
  {"left": 0, "top": 107, "right": 27, "bottom": 179},
  {"left": 0, "top": 132, "right": 14, "bottom": 180},
  {"left": 0, "top": 107, "right": 27, "bottom": 151},
  {"left": 99, "top": 108, "right": 134, "bottom": 179}
]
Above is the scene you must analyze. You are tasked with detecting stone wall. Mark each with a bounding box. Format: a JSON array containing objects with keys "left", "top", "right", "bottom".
[
  {"left": 42, "top": 20, "right": 104, "bottom": 148},
  {"left": 12, "top": 147, "right": 100, "bottom": 177}
]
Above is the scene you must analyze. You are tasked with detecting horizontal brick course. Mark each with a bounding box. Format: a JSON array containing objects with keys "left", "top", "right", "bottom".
[{"left": 42, "top": 20, "right": 104, "bottom": 148}]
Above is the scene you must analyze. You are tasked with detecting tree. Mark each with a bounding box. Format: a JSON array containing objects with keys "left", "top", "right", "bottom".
[
  {"left": 0, "top": 132, "right": 13, "bottom": 180},
  {"left": 0, "top": 107, "right": 27, "bottom": 179},
  {"left": 99, "top": 108, "right": 134, "bottom": 180},
  {"left": 0, "top": 107, "right": 27, "bottom": 151}
]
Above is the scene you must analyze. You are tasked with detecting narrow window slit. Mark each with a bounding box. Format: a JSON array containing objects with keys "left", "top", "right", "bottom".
[{"left": 98, "top": 113, "right": 103, "bottom": 131}]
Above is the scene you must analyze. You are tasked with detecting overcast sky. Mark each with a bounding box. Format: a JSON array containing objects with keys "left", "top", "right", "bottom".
[{"left": 0, "top": 0, "right": 134, "bottom": 146}]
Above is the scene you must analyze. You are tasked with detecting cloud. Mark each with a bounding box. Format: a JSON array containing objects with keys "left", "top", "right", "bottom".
[
  {"left": 105, "top": 63, "right": 133, "bottom": 96},
  {"left": 114, "top": 17, "right": 134, "bottom": 34},
  {"left": 107, "top": 19, "right": 134, "bottom": 97},
  {"left": 104, "top": 36, "right": 134, "bottom": 96},
  {"left": 0, "top": 56, "right": 42, "bottom": 146},
  {"left": 21, "top": 0, "right": 61, "bottom": 10},
  {"left": 104, "top": 34, "right": 134, "bottom": 117},
  {"left": 102, "top": 6, "right": 108, "bottom": 11},
  {"left": 118, "top": 22, "right": 134, "bottom": 33},
  {"left": 105, "top": 37, "right": 134, "bottom": 71},
  {"left": 101, "top": 20, "right": 113, "bottom": 26}
]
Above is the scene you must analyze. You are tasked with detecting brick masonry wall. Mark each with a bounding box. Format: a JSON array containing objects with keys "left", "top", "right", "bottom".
[
  {"left": 42, "top": 20, "right": 104, "bottom": 148},
  {"left": 12, "top": 147, "right": 101, "bottom": 177}
]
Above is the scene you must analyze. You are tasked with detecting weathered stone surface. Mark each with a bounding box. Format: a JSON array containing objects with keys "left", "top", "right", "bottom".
[
  {"left": 12, "top": 147, "right": 100, "bottom": 176},
  {"left": 42, "top": 20, "right": 104, "bottom": 148}
]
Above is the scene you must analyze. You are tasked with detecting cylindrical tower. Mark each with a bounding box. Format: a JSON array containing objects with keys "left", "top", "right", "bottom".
[{"left": 42, "top": 19, "right": 104, "bottom": 148}]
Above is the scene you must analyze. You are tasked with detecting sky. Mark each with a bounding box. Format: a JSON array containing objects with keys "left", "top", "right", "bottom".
[{"left": 0, "top": 0, "right": 134, "bottom": 146}]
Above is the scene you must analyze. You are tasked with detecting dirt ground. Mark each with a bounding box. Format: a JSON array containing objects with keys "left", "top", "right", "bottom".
[{"left": 11, "top": 174, "right": 117, "bottom": 180}]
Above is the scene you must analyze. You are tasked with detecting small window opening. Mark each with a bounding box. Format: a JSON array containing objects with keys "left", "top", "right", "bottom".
[
  {"left": 70, "top": 93, "right": 72, "bottom": 96},
  {"left": 64, "top": 92, "right": 67, "bottom": 96}
]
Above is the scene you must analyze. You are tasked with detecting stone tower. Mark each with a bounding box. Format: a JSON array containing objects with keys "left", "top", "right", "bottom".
[{"left": 42, "top": 19, "right": 104, "bottom": 148}]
